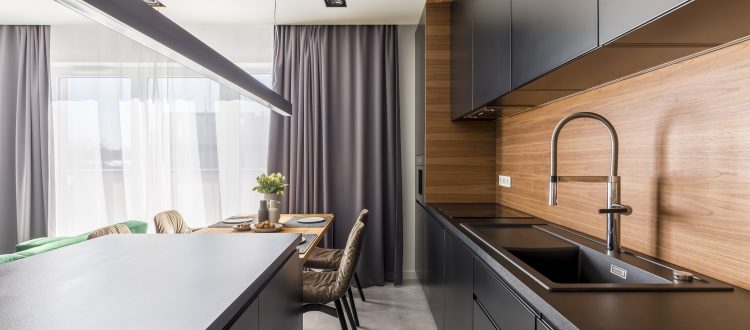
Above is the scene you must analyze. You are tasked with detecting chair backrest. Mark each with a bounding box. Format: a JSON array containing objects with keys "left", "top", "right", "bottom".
[
  {"left": 333, "top": 209, "right": 369, "bottom": 297},
  {"left": 87, "top": 224, "right": 132, "bottom": 240},
  {"left": 154, "top": 210, "right": 192, "bottom": 234}
]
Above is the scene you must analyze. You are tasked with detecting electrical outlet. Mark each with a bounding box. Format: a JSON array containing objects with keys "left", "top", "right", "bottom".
[{"left": 499, "top": 175, "right": 511, "bottom": 188}]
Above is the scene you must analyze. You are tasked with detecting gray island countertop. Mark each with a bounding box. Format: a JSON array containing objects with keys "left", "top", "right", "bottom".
[{"left": 0, "top": 233, "right": 301, "bottom": 329}]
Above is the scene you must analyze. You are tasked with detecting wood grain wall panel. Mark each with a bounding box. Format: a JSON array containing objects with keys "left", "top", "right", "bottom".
[
  {"left": 425, "top": 3, "right": 496, "bottom": 203},
  {"left": 496, "top": 40, "right": 750, "bottom": 289}
]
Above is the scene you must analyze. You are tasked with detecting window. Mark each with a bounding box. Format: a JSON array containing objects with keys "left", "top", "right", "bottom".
[{"left": 50, "top": 25, "right": 274, "bottom": 235}]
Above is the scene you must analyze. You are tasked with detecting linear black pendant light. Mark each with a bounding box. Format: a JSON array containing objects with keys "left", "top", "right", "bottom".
[
  {"left": 324, "top": 0, "right": 347, "bottom": 8},
  {"left": 54, "top": 0, "right": 292, "bottom": 116}
]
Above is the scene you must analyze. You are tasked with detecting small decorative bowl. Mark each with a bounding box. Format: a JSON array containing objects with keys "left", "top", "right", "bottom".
[
  {"left": 251, "top": 223, "right": 283, "bottom": 233},
  {"left": 232, "top": 222, "right": 254, "bottom": 231}
]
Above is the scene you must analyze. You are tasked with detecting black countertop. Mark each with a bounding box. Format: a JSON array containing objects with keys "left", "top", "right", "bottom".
[
  {"left": 427, "top": 203, "right": 750, "bottom": 330},
  {"left": 0, "top": 234, "right": 300, "bottom": 329}
]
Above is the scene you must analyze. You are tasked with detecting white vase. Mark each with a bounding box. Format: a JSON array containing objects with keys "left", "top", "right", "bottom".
[{"left": 268, "top": 200, "right": 281, "bottom": 224}]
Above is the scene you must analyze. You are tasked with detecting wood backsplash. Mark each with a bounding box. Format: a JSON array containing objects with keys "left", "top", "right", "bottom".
[
  {"left": 496, "top": 40, "right": 750, "bottom": 290},
  {"left": 424, "top": 3, "right": 496, "bottom": 203}
]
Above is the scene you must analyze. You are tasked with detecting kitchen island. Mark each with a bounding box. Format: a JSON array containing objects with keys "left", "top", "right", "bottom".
[{"left": 0, "top": 234, "right": 302, "bottom": 330}]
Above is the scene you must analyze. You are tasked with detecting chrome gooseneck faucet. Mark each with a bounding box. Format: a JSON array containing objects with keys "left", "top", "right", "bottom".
[{"left": 548, "top": 112, "right": 632, "bottom": 254}]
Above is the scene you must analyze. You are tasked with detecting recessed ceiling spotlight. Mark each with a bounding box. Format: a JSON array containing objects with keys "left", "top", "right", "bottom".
[
  {"left": 324, "top": 0, "right": 346, "bottom": 7},
  {"left": 143, "top": 0, "right": 166, "bottom": 8}
]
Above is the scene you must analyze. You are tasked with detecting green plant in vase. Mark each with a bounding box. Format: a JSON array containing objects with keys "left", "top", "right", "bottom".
[{"left": 253, "top": 172, "right": 288, "bottom": 201}]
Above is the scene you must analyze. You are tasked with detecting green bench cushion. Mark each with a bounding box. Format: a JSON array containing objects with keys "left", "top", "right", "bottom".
[
  {"left": 15, "top": 236, "right": 71, "bottom": 252},
  {"left": 14, "top": 220, "right": 148, "bottom": 258},
  {"left": 120, "top": 220, "right": 148, "bottom": 234},
  {"left": 0, "top": 253, "right": 26, "bottom": 264},
  {"left": 16, "top": 235, "right": 88, "bottom": 258}
]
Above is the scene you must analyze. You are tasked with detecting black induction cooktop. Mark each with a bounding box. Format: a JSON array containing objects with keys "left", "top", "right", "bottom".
[{"left": 431, "top": 203, "right": 534, "bottom": 218}]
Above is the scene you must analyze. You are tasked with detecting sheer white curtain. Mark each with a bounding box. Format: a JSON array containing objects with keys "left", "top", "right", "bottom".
[{"left": 49, "top": 25, "right": 272, "bottom": 236}]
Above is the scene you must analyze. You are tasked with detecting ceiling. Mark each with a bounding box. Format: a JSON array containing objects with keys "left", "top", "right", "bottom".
[{"left": 0, "top": 0, "right": 425, "bottom": 25}]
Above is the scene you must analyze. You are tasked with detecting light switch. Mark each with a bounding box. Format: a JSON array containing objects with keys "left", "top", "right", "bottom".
[{"left": 499, "top": 175, "right": 511, "bottom": 188}]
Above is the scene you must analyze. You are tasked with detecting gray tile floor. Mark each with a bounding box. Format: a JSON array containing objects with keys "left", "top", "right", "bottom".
[{"left": 304, "top": 279, "right": 438, "bottom": 330}]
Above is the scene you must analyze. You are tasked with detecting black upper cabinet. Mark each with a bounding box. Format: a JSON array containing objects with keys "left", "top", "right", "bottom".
[
  {"left": 472, "top": 0, "right": 511, "bottom": 108},
  {"left": 450, "top": 0, "right": 473, "bottom": 119},
  {"left": 599, "top": 0, "right": 690, "bottom": 45},
  {"left": 511, "top": 0, "right": 598, "bottom": 89},
  {"left": 451, "top": 0, "right": 511, "bottom": 119}
]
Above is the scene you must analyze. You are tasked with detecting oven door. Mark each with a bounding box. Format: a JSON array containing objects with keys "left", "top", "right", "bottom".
[{"left": 416, "top": 155, "right": 425, "bottom": 205}]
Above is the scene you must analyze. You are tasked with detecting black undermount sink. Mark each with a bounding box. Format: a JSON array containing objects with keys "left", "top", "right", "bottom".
[{"left": 461, "top": 222, "right": 732, "bottom": 292}]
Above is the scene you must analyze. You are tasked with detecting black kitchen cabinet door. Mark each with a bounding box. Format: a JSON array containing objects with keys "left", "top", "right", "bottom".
[
  {"left": 474, "top": 259, "right": 536, "bottom": 330},
  {"left": 415, "top": 9, "right": 426, "bottom": 156},
  {"left": 599, "top": 0, "right": 690, "bottom": 45},
  {"left": 450, "top": 0, "right": 473, "bottom": 119},
  {"left": 451, "top": 0, "right": 512, "bottom": 119},
  {"left": 416, "top": 202, "right": 428, "bottom": 290},
  {"left": 426, "top": 211, "right": 446, "bottom": 330},
  {"left": 512, "top": 0, "right": 598, "bottom": 89},
  {"left": 472, "top": 0, "right": 511, "bottom": 107},
  {"left": 473, "top": 300, "right": 498, "bottom": 330},
  {"left": 444, "top": 230, "right": 474, "bottom": 329}
]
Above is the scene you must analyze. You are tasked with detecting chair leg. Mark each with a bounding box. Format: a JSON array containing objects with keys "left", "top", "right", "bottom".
[
  {"left": 340, "top": 297, "right": 357, "bottom": 329},
  {"left": 347, "top": 288, "right": 360, "bottom": 326},
  {"left": 354, "top": 272, "right": 366, "bottom": 302},
  {"left": 302, "top": 303, "right": 338, "bottom": 318},
  {"left": 333, "top": 299, "right": 349, "bottom": 330}
]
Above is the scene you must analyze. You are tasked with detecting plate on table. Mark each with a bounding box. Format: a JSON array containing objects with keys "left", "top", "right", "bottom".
[
  {"left": 224, "top": 217, "right": 255, "bottom": 224},
  {"left": 232, "top": 222, "right": 254, "bottom": 231},
  {"left": 251, "top": 223, "right": 283, "bottom": 233},
  {"left": 297, "top": 217, "right": 326, "bottom": 224}
]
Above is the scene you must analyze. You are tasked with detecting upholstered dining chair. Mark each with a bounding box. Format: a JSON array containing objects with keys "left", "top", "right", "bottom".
[
  {"left": 302, "top": 209, "right": 368, "bottom": 330},
  {"left": 304, "top": 213, "right": 368, "bottom": 302},
  {"left": 87, "top": 224, "right": 132, "bottom": 240},
  {"left": 153, "top": 210, "right": 199, "bottom": 234}
]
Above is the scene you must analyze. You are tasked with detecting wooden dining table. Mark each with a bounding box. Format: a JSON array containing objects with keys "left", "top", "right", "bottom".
[{"left": 195, "top": 214, "right": 334, "bottom": 260}]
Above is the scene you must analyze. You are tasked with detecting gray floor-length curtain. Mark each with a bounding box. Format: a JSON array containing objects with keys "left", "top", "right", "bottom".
[
  {"left": 269, "top": 25, "right": 403, "bottom": 286},
  {"left": 0, "top": 26, "right": 50, "bottom": 253}
]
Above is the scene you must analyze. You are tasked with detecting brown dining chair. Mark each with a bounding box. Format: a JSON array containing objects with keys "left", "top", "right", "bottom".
[
  {"left": 153, "top": 210, "right": 199, "bottom": 234},
  {"left": 302, "top": 209, "right": 368, "bottom": 330},
  {"left": 87, "top": 223, "right": 132, "bottom": 240},
  {"left": 304, "top": 211, "right": 368, "bottom": 326}
]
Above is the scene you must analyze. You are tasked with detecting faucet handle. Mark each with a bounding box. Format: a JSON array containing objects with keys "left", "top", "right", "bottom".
[{"left": 599, "top": 203, "right": 632, "bottom": 215}]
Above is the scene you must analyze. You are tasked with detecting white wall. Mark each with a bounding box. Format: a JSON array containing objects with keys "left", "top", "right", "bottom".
[{"left": 398, "top": 25, "right": 417, "bottom": 280}]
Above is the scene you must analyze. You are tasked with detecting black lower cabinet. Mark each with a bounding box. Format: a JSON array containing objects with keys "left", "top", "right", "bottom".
[
  {"left": 230, "top": 252, "right": 302, "bottom": 330},
  {"left": 473, "top": 300, "right": 498, "bottom": 330},
  {"left": 537, "top": 318, "right": 553, "bottom": 330},
  {"left": 444, "top": 230, "right": 474, "bottom": 329},
  {"left": 474, "top": 259, "right": 536, "bottom": 330},
  {"left": 230, "top": 299, "right": 259, "bottom": 330},
  {"left": 418, "top": 207, "right": 539, "bottom": 330},
  {"left": 258, "top": 252, "right": 302, "bottom": 330},
  {"left": 416, "top": 202, "right": 428, "bottom": 291},
  {"left": 425, "top": 211, "right": 446, "bottom": 330}
]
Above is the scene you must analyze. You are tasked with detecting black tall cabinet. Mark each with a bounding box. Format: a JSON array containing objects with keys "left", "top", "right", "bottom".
[{"left": 415, "top": 9, "right": 426, "bottom": 156}]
